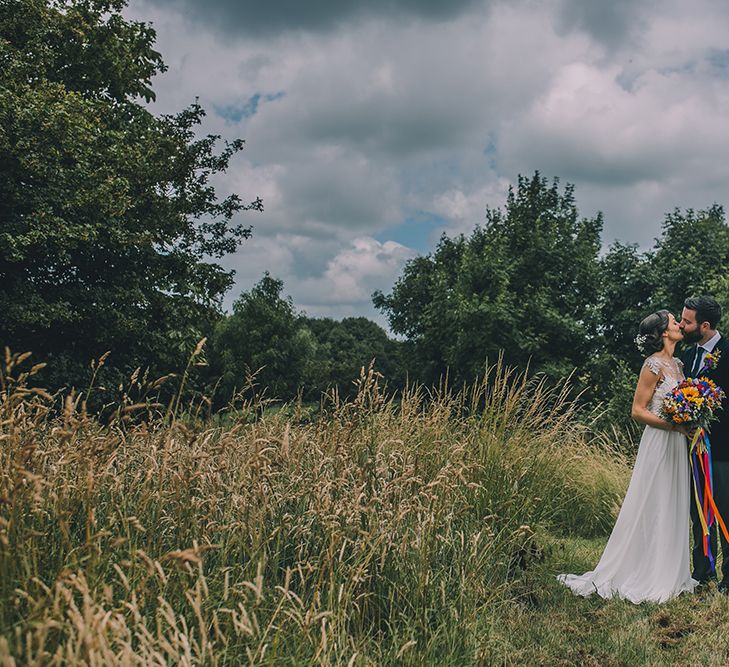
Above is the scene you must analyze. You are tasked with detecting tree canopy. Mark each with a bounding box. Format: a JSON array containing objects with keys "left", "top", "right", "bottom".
[
  {"left": 374, "top": 173, "right": 729, "bottom": 430},
  {"left": 209, "top": 274, "right": 405, "bottom": 405},
  {"left": 210, "top": 274, "right": 314, "bottom": 402},
  {"left": 374, "top": 173, "right": 603, "bottom": 384},
  {"left": 0, "top": 0, "right": 261, "bottom": 389}
]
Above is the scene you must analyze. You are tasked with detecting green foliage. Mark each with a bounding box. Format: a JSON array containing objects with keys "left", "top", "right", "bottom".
[
  {"left": 581, "top": 243, "right": 655, "bottom": 434},
  {"left": 303, "top": 316, "right": 405, "bottom": 398},
  {"left": 710, "top": 272, "right": 729, "bottom": 331},
  {"left": 597, "top": 242, "right": 654, "bottom": 365},
  {"left": 589, "top": 206, "right": 729, "bottom": 432},
  {"left": 651, "top": 205, "right": 729, "bottom": 313},
  {"left": 375, "top": 173, "right": 603, "bottom": 384},
  {"left": 210, "top": 274, "right": 405, "bottom": 403},
  {"left": 0, "top": 0, "right": 261, "bottom": 391},
  {"left": 374, "top": 235, "right": 466, "bottom": 383},
  {"left": 375, "top": 177, "right": 729, "bottom": 434},
  {"left": 210, "top": 273, "right": 313, "bottom": 401}
]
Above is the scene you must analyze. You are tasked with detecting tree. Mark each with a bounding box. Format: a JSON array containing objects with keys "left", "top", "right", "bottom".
[
  {"left": 210, "top": 274, "right": 314, "bottom": 402},
  {"left": 374, "top": 234, "right": 466, "bottom": 383},
  {"left": 650, "top": 205, "right": 729, "bottom": 314},
  {"left": 587, "top": 207, "right": 729, "bottom": 433},
  {"left": 592, "top": 207, "right": 728, "bottom": 361},
  {"left": 375, "top": 173, "right": 603, "bottom": 384},
  {"left": 0, "top": 0, "right": 261, "bottom": 390},
  {"left": 710, "top": 273, "right": 729, "bottom": 332},
  {"left": 596, "top": 243, "right": 655, "bottom": 365},
  {"left": 303, "top": 316, "right": 404, "bottom": 397}
]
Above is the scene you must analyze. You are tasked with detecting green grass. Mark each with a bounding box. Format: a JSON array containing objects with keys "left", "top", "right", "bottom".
[{"left": 481, "top": 533, "right": 729, "bottom": 666}]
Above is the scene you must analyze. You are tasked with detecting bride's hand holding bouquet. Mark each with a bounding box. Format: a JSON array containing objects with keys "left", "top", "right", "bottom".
[{"left": 661, "top": 375, "right": 726, "bottom": 447}]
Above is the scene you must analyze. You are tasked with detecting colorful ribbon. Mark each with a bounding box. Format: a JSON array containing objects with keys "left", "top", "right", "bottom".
[{"left": 689, "top": 427, "right": 729, "bottom": 570}]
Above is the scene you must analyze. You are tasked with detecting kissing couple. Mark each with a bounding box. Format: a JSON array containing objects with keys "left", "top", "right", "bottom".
[{"left": 559, "top": 295, "right": 729, "bottom": 603}]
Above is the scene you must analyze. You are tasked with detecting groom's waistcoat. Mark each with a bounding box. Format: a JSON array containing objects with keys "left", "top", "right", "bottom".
[{"left": 681, "top": 337, "right": 729, "bottom": 460}]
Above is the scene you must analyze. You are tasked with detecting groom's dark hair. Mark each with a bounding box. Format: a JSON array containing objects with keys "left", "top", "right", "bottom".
[{"left": 684, "top": 296, "right": 722, "bottom": 329}]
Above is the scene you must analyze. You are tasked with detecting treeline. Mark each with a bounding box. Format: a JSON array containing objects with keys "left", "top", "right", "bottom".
[
  {"left": 207, "top": 274, "right": 404, "bottom": 402},
  {"left": 2, "top": 1, "right": 728, "bottom": 428},
  {"left": 374, "top": 174, "right": 729, "bottom": 428},
  {"left": 207, "top": 175, "right": 728, "bottom": 428}
]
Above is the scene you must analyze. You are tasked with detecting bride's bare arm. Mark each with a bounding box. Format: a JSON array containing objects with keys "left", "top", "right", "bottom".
[{"left": 631, "top": 365, "right": 677, "bottom": 431}]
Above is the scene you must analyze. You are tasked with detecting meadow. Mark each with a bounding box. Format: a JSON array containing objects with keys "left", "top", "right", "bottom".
[{"left": 2, "top": 350, "right": 729, "bottom": 666}]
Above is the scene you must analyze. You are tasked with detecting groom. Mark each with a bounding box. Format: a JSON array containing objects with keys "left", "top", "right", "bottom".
[{"left": 679, "top": 295, "right": 729, "bottom": 590}]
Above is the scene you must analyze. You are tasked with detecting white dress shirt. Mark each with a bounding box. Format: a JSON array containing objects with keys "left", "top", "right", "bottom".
[{"left": 696, "top": 330, "right": 722, "bottom": 371}]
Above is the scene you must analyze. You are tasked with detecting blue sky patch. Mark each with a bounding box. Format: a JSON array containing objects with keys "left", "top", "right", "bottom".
[
  {"left": 375, "top": 213, "right": 449, "bottom": 254},
  {"left": 707, "top": 49, "right": 729, "bottom": 77},
  {"left": 214, "top": 91, "right": 285, "bottom": 122}
]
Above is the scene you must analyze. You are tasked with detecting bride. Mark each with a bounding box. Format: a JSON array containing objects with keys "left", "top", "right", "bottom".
[{"left": 558, "top": 309, "right": 698, "bottom": 603}]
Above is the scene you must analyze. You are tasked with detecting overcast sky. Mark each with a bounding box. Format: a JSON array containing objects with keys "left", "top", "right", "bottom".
[{"left": 126, "top": 0, "right": 729, "bottom": 326}]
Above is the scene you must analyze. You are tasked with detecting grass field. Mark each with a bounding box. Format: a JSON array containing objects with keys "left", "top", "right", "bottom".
[
  {"left": 489, "top": 532, "right": 729, "bottom": 666},
  {"left": 2, "top": 351, "right": 729, "bottom": 665}
]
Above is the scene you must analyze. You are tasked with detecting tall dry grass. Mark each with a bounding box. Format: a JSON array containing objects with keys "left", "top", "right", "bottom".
[{"left": 0, "top": 351, "right": 630, "bottom": 665}]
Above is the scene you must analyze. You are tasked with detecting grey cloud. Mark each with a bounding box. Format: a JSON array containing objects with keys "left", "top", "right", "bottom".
[
  {"left": 235, "top": 13, "right": 550, "bottom": 168},
  {"left": 499, "top": 135, "right": 674, "bottom": 188},
  {"left": 127, "top": 0, "right": 729, "bottom": 324},
  {"left": 574, "top": 173, "right": 729, "bottom": 250},
  {"left": 281, "top": 161, "right": 400, "bottom": 231},
  {"left": 556, "top": 0, "right": 654, "bottom": 48},
  {"left": 298, "top": 97, "right": 487, "bottom": 158},
  {"left": 141, "top": 0, "right": 488, "bottom": 37}
]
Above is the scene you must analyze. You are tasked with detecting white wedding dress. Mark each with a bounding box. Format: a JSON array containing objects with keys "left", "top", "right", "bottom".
[{"left": 558, "top": 355, "right": 698, "bottom": 603}]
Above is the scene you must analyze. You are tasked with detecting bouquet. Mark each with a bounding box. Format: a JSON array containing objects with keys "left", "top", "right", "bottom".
[
  {"left": 661, "top": 377, "right": 725, "bottom": 433},
  {"left": 662, "top": 375, "right": 727, "bottom": 569}
]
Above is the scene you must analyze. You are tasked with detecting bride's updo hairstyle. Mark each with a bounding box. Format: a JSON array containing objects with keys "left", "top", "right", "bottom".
[{"left": 636, "top": 309, "right": 670, "bottom": 355}]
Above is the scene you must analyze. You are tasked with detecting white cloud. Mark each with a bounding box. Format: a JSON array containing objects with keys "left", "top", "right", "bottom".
[
  {"left": 429, "top": 179, "right": 512, "bottom": 233},
  {"left": 502, "top": 60, "right": 729, "bottom": 181},
  {"left": 319, "top": 238, "right": 417, "bottom": 303},
  {"left": 296, "top": 237, "right": 417, "bottom": 329},
  {"left": 498, "top": 47, "right": 729, "bottom": 244},
  {"left": 126, "top": 0, "right": 729, "bottom": 323},
  {"left": 222, "top": 236, "right": 416, "bottom": 329}
]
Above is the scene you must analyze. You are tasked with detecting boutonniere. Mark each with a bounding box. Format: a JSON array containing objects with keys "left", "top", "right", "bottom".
[{"left": 703, "top": 349, "right": 722, "bottom": 372}]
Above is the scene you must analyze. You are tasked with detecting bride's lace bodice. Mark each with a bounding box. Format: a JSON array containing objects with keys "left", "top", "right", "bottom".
[{"left": 643, "top": 356, "right": 684, "bottom": 416}]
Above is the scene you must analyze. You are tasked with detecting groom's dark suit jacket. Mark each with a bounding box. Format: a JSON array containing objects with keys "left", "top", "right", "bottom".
[{"left": 680, "top": 335, "right": 729, "bottom": 460}]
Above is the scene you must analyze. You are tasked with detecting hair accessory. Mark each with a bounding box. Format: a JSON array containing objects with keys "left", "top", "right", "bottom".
[{"left": 635, "top": 334, "right": 649, "bottom": 353}]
